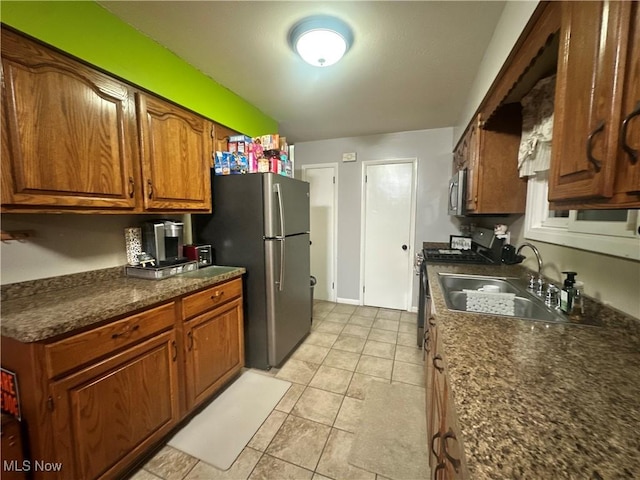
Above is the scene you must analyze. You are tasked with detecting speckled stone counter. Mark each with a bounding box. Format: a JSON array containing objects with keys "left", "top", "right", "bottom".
[
  {"left": 427, "top": 263, "right": 640, "bottom": 479},
  {"left": 1, "top": 266, "right": 245, "bottom": 342}
]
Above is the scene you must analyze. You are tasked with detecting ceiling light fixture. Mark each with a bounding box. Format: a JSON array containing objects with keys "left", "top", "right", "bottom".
[{"left": 289, "top": 15, "right": 353, "bottom": 67}]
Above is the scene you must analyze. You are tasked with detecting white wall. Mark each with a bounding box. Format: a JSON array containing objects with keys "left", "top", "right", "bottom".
[
  {"left": 0, "top": 214, "right": 189, "bottom": 284},
  {"left": 295, "top": 128, "right": 460, "bottom": 307},
  {"left": 454, "top": 1, "right": 539, "bottom": 143}
]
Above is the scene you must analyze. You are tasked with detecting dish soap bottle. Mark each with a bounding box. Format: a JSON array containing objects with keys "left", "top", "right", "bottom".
[
  {"left": 570, "top": 281, "right": 585, "bottom": 321},
  {"left": 560, "top": 271, "right": 577, "bottom": 314}
]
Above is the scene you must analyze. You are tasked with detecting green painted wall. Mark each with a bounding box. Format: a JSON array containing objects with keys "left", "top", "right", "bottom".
[{"left": 0, "top": 1, "right": 277, "bottom": 137}]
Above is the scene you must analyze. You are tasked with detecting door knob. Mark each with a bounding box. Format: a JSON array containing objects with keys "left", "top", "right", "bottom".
[{"left": 402, "top": 244, "right": 408, "bottom": 251}]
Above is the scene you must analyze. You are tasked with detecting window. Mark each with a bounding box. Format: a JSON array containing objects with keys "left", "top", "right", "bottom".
[{"left": 524, "top": 172, "right": 640, "bottom": 260}]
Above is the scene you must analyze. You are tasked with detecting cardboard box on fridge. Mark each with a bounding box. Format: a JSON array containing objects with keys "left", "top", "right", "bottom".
[
  {"left": 259, "top": 134, "right": 280, "bottom": 151},
  {"left": 214, "top": 151, "right": 230, "bottom": 175},
  {"left": 229, "top": 153, "right": 248, "bottom": 174}
]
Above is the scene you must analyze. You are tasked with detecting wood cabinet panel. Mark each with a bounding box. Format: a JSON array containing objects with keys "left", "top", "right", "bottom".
[
  {"left": 425, "top": 318, "right": 468, "bottom": 480},
  {"left": 611, "top": 1, "right": 640, "bottom": 201},
  {"left": 138, "top": 93, "right": 212, "bottom": 212},
  {"left": 1, "top": 415, "right": 28, "bottom": 480},
  {"left": 181, "top": 278, "right": 243, "bottom": 320},
  {"left": 50, "top": 331, "right": 179, "bottom": 480},
  {"left": 1, "top": 29, "right": 139, "bottom": 211},
  {"left": 45, "top": 302, "right": 176, "bottom": 379},
  {"left": 549, "top": 0, "right": 640, "bottom": 207},
  {"left": 184, "top": 297, "right": 244, "bottom": 410},
  {"left": 453, "top": 110, "right": 526, "bottom": 215}
]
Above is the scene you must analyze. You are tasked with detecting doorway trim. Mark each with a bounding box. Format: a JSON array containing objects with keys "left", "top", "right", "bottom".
[
  {"left": 359, "top": 158, "right": 418, "bottom": 309},
  {"left": 301, "top": 162, "right": 339, "bottom": 302}
]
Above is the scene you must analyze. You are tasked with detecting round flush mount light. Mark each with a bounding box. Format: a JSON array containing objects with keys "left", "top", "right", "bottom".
[{"left": 288, "top": 15, "right": 353, "bottom": 67}]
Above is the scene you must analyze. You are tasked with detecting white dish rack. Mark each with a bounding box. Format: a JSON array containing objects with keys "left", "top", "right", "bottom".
[{"left": 463, "top": 289, "right": 516, "bottom": 316}]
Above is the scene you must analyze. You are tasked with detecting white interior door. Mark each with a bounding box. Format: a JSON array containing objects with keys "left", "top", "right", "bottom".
[
  {"left": 362, "top": 161, "right": 415, "bottom": 310},
  {"left": 302, "top": 165, "right": 337, "bottom": 302}
]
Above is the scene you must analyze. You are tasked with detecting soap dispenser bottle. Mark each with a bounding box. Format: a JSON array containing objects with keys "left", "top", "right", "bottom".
[{"left": 560, "top": 271, "right": 577, "bottom": 314}]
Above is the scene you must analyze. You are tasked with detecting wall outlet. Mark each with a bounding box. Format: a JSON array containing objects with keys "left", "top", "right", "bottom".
[{"left": 342, "top": 152, "right": 357, "bottom": 162}]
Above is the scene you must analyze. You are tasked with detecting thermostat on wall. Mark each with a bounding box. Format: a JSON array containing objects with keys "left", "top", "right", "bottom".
[{"left": 342, "top": 152, "right": 357, "bottom": 162}]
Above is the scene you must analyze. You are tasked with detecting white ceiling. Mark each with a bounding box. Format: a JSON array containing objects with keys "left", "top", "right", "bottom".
[{"left": 99, "top": 1, "right": 506, "bottom": 143}]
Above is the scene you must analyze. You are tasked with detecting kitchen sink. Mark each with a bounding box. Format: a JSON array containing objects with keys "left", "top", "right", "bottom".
[
  {"left": 438, "top": 273, "right": 568, "bottom": 323},
  {"left": 438, "top": 274, "right": 521, "bottom": 295}
]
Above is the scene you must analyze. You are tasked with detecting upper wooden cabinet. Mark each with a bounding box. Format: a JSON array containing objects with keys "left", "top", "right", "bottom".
[
  {"left": 1, "top": 29, "right": 140, "bottom": 211},
  {"left": 137, "top": 93, "right": 212, "bottom": 211},
  {"left": 1, "top": 29, "right": 214, "bottom": 213},
  {"left": 453, "top": 109, "right": 526, "bottom": 215},
  {"left": 549, "top": 0, "right": 640, "bottom": 208},
  {"left": 213, "top": 123, "right": 240, "bottom": 158}
]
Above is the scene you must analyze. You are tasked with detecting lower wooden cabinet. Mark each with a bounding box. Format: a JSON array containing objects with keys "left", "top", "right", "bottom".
[
  {"left": 425, "top": 318, "right": 468, "bottom": 480},
  {"left": 1, "top": 415, "right": 28, "bottom": 480},
  {"left": 184, "top": 297, "right": 243, "bottom": 410},
  {"left": 0, "top": 278, "right": 245, "bottom": 480},
  {"left": 49, "top": 331, "right": 179, "bottom": 480}
]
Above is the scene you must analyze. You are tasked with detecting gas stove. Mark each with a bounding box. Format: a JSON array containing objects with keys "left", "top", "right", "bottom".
[
  {"left": 423, "top": 248, "right": 495, "bottom": 264},
  {"left": 423, "top": 227, "right": 504, "bottom": 265}
]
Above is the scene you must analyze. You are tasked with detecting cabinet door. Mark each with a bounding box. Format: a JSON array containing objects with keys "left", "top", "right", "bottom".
[
  {"left": 1, "top": 30, "right": 139, "bottom": 211},
  {"left": 213, "top": 123, "right": 240, "bottom": 159},
  {"left": 612, "top": 1, "right": 640, "bottom": 202},
  {"left": 184, "top": 297, "right": 244, "bottom": 410},
  {"left": 50, "top": 331, "right": 179, "bottom": 480},
  {"left": 138, "top": 93, "right": 212, "bottom": 211},
  {"left": 549, "top": 1, "right": 628, "bottom": 202}
]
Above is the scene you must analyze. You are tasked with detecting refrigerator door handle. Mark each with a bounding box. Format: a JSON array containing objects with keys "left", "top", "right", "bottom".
[
  {"left": 275, "top": 237, "right": 285, "bottom": 291},
  {"left": 273, "top": 183, "right": 286, "bottom": 238}
]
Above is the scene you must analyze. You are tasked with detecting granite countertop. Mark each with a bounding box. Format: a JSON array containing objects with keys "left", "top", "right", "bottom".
[
  {"left": 427, "top": 262, "right": 640, "bottom": 479},
  {"left": 1, "top": 266, "right": 245, "bottom": 343}
]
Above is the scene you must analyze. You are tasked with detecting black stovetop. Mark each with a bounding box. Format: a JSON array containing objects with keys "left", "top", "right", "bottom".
[{"left": 423, "top": 247, "right": 496, "bottom": 265}]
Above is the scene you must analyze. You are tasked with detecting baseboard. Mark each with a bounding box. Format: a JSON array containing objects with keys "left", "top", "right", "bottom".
[{"left": 336, "top": 297, "right": 360, "bottom": 306}]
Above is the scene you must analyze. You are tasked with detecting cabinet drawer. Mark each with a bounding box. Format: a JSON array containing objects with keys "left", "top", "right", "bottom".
[
  {"left": 45, "top": 302, "right": 176, "bottom": 379},
  {"left": 182, "top": 278, "right": 242, "bottom": 320}
]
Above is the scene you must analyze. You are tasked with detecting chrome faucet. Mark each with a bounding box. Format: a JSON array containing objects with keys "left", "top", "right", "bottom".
[{"left": 516, "top": 242, "right": 544, "bottom": 294}]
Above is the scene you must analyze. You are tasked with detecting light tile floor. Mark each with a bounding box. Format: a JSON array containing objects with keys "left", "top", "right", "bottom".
[{"left": 129, "top": 301, "right": 424, "bottom": 480}]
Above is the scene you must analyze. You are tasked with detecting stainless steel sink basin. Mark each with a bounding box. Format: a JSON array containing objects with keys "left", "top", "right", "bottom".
[
  {"left": 438, "top": 273, "right": 568, "bottom": 323},
  {"left": 438, "top": 274, "right": 521, "bottom": 295}
]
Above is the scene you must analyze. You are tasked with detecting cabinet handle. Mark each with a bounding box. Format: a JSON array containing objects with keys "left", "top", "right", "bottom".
[
  {"left": 621, "top": 100, "right": 640, "bottom": 164},
  {"left": 433, "top": 354, "right": 444, "bottom": 373},
  {"left": 431, "top": 431, "right": 442, "bottom": 457},
  {"left": 443, "top": 428, "right": 462, "bottom": 473},
  {"left": 111, "top": 324, "right": 139, "bottom": 339},
  {"left": 586, "top": 120, "right": 605, "bottom": 172},
  {"left": 147, "top": 179, "right": 154, "bottom": 199},
  {"left": 171, "top": 340, "right": 177, "bottom": 361},
  {"left": 210, "top": 291, "right": 224, "bottom": 301},
  {"left": 128, "top": 177, "right": 135, "bottom": 198},
  {"left": 187, "top": 331, "right": 194, "bottom": 351},
  {"left": 434, "top": 462, "right": 446, "bottom": 478},
  {"left": 423, "top": 330, "right": 430, "bottom": 352}
]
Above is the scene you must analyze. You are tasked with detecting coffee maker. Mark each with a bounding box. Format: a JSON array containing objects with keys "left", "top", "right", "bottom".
[{"left": 142, "top": 220, "right": 185, "bottom": 266}]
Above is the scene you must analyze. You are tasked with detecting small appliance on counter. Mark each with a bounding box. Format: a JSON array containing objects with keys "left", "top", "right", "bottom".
[
  {"left": 125, "top": 220, "right": 198, "bottom": 280},
  {"left": 184, "top": 244, "right": 213, "bottom": 268},
  {"left": 142, "top": 220, "right": 186, "bottom": 266}
]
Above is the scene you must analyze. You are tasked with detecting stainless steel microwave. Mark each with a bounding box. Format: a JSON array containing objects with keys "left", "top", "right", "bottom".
[{"left": 448, "top": 169, "right": 466, "bottom": 216}]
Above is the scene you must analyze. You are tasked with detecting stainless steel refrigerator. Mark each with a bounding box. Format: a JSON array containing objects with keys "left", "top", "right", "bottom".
[{"left": 193, "top": 172, "right": 311, "bottom": 370}]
